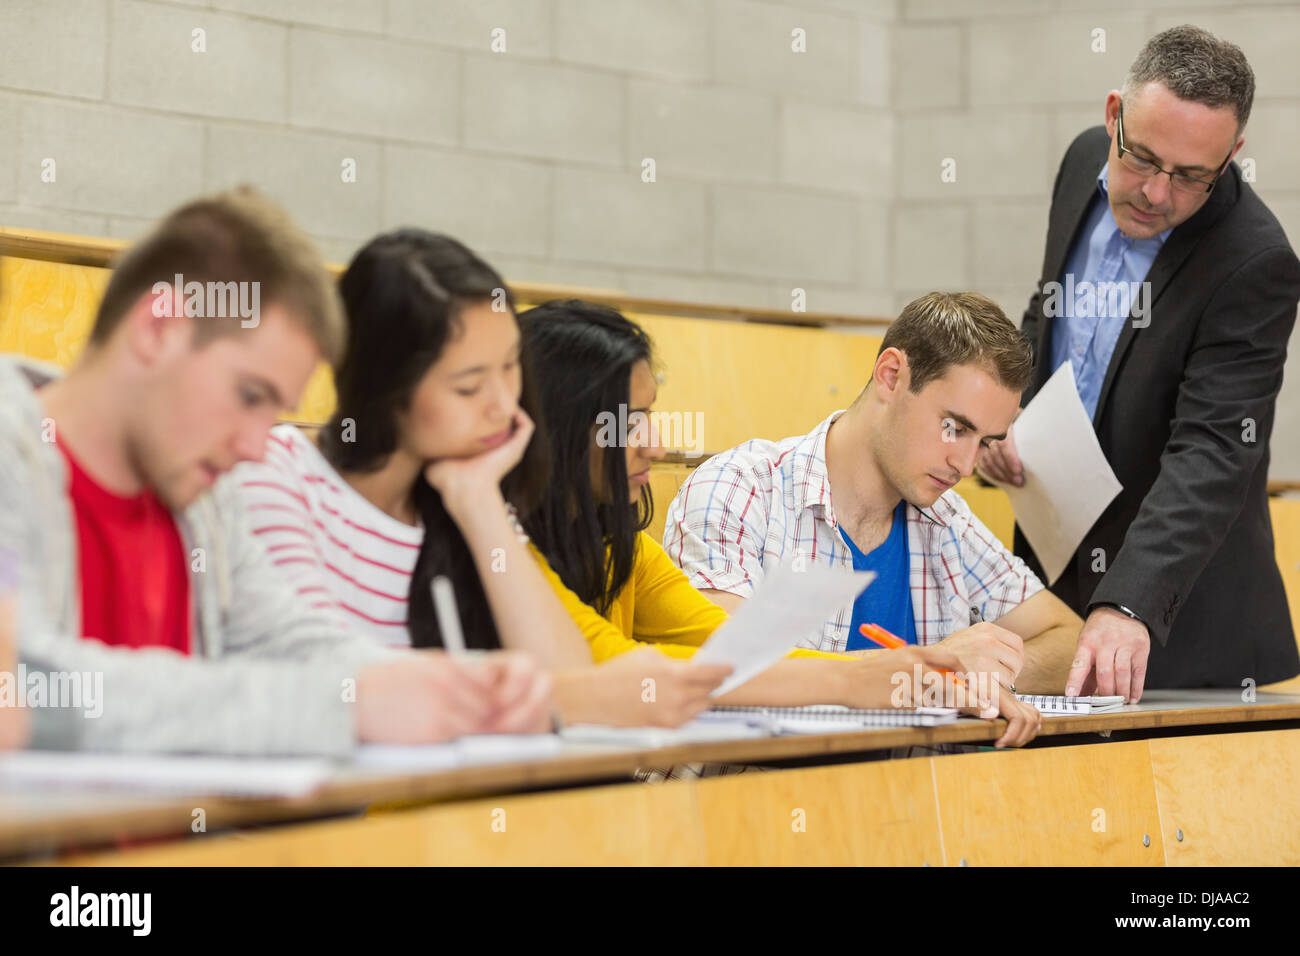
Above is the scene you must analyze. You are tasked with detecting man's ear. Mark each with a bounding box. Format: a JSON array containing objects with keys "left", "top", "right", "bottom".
[
  {"left": 1228, "top": 135, "right": 1246, "bottom": 168},
  {"left": 873, "top": 347, "right": 907, "bottom": 401},
  {"left": 122, "top": 288, "right": 191, "bottom": 367},
  {"left": 1104, "top": 90, "right": 1121, "bottom": 137}
]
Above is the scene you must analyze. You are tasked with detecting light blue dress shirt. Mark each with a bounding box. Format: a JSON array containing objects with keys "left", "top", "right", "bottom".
[{"left": 1050, "top": 164, "right": 1172, "bottom": 419}]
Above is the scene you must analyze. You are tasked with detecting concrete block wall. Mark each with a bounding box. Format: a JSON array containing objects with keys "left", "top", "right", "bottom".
[
  {"left": 1, "top": 0, "right": 1298, "bottom": 470},
  {"left": 0, "top": 0, "right": 897, "bottom": 317}
]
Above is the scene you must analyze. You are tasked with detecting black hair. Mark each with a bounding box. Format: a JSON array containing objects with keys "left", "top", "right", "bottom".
[
  {"left": 518, "top": 299, "right": 654, "bottom": 614},
  {"left": 321, "top": 229, "right": 549, "bottom": 649}
]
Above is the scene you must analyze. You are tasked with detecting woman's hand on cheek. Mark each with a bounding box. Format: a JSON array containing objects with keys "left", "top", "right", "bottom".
[{"left": 423, "top": 408, "right": 535, "bottom": 513}]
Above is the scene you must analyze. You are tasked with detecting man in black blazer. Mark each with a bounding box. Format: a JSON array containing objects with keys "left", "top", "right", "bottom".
[{"left": 978, "top": 25, "right": 1300, "bottom": 700}]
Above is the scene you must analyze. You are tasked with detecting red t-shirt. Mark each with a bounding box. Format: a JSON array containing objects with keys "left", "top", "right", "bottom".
[{"left": 57, "top": 440, "right": 192, "bottom": 655}]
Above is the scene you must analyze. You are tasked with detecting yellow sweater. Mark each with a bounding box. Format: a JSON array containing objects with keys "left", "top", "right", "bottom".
[{"left": 532, "top": 533, "right": 852, "bottom": 663}]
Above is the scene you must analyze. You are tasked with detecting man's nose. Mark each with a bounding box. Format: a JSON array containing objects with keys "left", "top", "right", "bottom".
[
  {"left": 233, "top": 418, "right": 273, "bottom": 463},
  {"left": 1143, "top": 172, "right": 1172, "bottom": 208},
  {"left": 951, "top": 440, "right": 980, "bottom": 478}
]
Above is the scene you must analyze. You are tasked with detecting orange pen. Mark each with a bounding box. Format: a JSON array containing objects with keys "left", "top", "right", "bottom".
[
  {"left": 858, "top": 623, "right": 972, "bottom": 698},
  {"left": 858, "top": 623, "right": 905, "bottom": 649}
]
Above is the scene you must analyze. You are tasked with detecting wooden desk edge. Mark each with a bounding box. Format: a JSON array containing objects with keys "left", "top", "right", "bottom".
[{"left": 4, "top": 696, "right": 1300, "bottom": 860}]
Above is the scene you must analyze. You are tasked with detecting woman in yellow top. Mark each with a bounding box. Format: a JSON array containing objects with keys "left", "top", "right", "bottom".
[{"left": 519, "top": 300, "right": 1013, "bottom": 729}]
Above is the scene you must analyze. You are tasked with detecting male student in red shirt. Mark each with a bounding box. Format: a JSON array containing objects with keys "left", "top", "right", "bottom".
[{"left": 1, "top": 189, "right": 551, "bottom": 754}]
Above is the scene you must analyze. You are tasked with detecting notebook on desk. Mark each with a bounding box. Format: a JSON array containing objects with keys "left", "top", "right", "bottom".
[
  {"left": 558, "top": 704, "right": 959, "bottom": 749},
  {"left": 707, "top": 704, "right": 961, "bottom": 733},
  {"left": 1015, "top": 694, "right": 1126, "bottom": 715}
]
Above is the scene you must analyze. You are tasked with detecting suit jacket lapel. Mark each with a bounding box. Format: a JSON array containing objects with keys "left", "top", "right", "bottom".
[{"left": 1091, "top": 165, "right": 1240, "bottom": 427}]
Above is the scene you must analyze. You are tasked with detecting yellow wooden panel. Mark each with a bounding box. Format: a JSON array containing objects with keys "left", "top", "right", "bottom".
[
  {"left": 292, "top": 362, "right": 337, "bottom": 424},
  {"left": 647, "top": 463, "right": 692, "bottom": 542},
  {"left": 633, "top": 311, "right": 882, "bottom": 452},
  {"left": 1268, "top": 498, "right": 1300, "bottom": 672},
  {"left": 0, "top": 257, "right": 107, "bottom": 367},
  {"left": 695, "top": 761, "right": 944, "bottom": 865},
  {"left": 0, "top": 257, "right": 338, "bottom": 422},
  {"left": 1150, "top": 728, "right": 1300, "bottom": 866},
  {"left": 954, "top": 478, "right": 1015, "bottom": 549},
  {"left": 932, "top": 740, "right": 1164, "bottom": 865},
  {"left": 66, "top": 782, "right": 705, "bottom": 866}
]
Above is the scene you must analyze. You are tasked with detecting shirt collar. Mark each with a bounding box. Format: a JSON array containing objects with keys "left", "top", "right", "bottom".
[
  {"left": 794, "top": 411, "right": 841, "bottom": 524},
  {"left": 797, "top": 410, "right": 954, "bottom": 530},
  {"left": 1097, "top": 163, "right": 1174, "bottom": 245}
]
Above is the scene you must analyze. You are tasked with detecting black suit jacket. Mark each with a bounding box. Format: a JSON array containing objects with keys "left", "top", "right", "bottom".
[{"left": 1018, "top": 125, "right": 1300, "bottom": 687}]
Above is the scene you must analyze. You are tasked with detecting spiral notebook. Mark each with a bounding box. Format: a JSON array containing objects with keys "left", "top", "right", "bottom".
[
  {"left": 706, "top": 704, "right": 960, "bottom": 734},
  {"left": 1015, "top": 694, "right": 1126, "bottom": 715}
]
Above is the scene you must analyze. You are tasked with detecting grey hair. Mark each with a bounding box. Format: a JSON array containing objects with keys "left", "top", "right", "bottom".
[{"left": 1122, "top": 25, "right": 1255, "bottom": 134}]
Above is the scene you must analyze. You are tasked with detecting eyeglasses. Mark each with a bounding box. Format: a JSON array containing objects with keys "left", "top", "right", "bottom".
[{"left": 1115, "top": 100, "right": 1233, "bottom": 194}]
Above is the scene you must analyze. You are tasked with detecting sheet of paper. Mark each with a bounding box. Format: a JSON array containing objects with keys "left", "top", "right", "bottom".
[
  {"left": 454, "top": 734, "right": 564, "bottom": 765},
  {"left": 353, "top": 734, "right": 563, "bottom": 773},
  {"left": 692, "top": 565, "right": 876, "bottom": 696},
  {"left": 560, "top": 717, "right": 771, "bottom": 750},
  {"left": 0, "top": 751, "right": 334, "bottom": 798},
  {"left": 988, "top": 361, "right": 1122, "bottom": 584}
]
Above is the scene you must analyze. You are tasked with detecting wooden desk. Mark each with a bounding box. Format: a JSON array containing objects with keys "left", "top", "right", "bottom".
[
  {"left": 4, "top": 689, "right": 1298, "bottom": 863},
  {"left": 44, "top": 724, "right": 1300, "bottom": 866}
]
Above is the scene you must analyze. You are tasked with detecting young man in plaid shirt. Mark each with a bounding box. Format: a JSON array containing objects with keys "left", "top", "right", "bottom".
[{"left": 664, "top": 292, "right": 1082, "bottom": 697}]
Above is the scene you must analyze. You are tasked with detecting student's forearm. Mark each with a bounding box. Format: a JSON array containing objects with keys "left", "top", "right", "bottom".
[
  {"left": 453, "top": 500, "right": 593, "bottom": 668},
  {"left": 715, "top": 658, "right": 892, "bottom": 708},
  {"left": 1016, "top": 624, "right": 1078, "bottom": 694}
]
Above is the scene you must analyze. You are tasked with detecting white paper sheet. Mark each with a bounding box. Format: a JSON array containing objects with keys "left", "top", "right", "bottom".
[
  {"left": 0, "top": 751, "right": 334, "bottom": 798},
  {"left": 353, "top": 734, "right": 564, "bottom": 773},
  {"left": 691, "top": 565, "right": 876, "bottom": 696},
  {"left": 558, "top": 716, "right": 771, "bottom": 750},
  {"left": 987, "top": 361, "right": 1122, "bottom": 584}
]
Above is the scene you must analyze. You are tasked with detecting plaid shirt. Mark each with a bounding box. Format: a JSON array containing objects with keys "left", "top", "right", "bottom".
[{"left": 662, "top": 411, "right": 1044, "bottom": 653}]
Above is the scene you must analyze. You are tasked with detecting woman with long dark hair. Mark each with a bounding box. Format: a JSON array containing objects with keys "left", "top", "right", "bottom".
[
  {"left": 237, "top": 230, "right": 589, "bottom": 663},
  {"left": 237, "top": 230, "right": 731, "bottom": 725}
]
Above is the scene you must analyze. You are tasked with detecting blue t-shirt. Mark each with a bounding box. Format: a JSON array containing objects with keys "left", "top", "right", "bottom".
[{"left": 839, "top": 502, "right": 917, "bottom": 649}]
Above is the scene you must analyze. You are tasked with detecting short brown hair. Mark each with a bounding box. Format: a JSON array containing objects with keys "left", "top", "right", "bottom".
[
  {"left": 878, "top": 292, "right": 1033, "bottom": 394},
  {"left": 90, "top": 186, "right": 344, "bottom": 365}
]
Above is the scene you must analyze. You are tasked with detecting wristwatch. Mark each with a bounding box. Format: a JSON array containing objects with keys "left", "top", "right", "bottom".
[{"left": 1093, "top": 602, "right": 1145, "bottom": 625}]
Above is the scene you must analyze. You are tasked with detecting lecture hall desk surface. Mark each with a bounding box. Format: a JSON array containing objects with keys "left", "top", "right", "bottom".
[{"left": 2, "top": 688, "right": 1299, "bottom": 866}]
